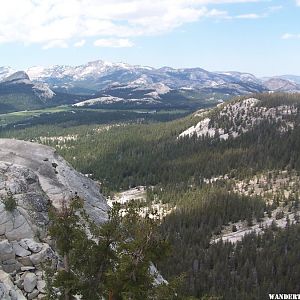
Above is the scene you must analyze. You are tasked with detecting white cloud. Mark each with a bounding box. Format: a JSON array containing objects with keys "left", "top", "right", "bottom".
[
  {"left": 281, "top": 33, "right": 300, "bottom": 40},
  {"left": 235, "top": 13, "right": 262, "bottom": 19},
  {"left": 222, "top": 4, "right": 282, "bottom": 20},
  {"left": 74, "top": 40, "right": 86, "bottom": 47},
  {"left": 268, "top": 6, "right": 283, "bottom": 12},
  {"left": 296, "top": 0, "right": 300, "bottom": 6},
  {"left": 42, "top": 40, "right": 69, "bottom": 50},
  {"left": 94, "top": 38, "right": 134, "bottom": 48},
  {"left": 0, "top": 0, "right": 265, "bottom": 48}
]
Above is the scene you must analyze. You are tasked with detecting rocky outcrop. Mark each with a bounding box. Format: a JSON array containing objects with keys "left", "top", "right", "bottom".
[
  {"left": 0, "top": 138, "right": 109, "bottom": 299},
  {"left": 0, "top": 238, "right": 56, "bottom": 299},
  {"left": 0, "top": 139, "right": 108, "bottom": 228},
  {"left": 0, "top": 270, "right": 26, "bottom": 300},
  {"left": 179, "top": 98, "right": 298, "bottom": 140}
]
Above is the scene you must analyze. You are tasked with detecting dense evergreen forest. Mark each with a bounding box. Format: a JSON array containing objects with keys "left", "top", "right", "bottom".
[
  {"left": 158, "top": 186, "right": 300, "bottom": 298},
  {"left": 1, "top": 92, "right": 300, "bottom": 299},
  {"left": 2, "top": 93, "right": 300, "bottom": 193},
  {"left": 163, "top": 222, "right": 300, "bottom": 299},
  {"left": 0, "top": 108, "right": 190, "bottom": 129}
]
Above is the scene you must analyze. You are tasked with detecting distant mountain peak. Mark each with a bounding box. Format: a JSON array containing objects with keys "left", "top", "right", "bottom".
[
  {"left": 0, "top": 66, "right": 15, "bottom": 81},
  {"left": 23, "top": 60, "right": 267, "bottom": 96},
  {"left": 3, "top": 59, "right": 300, "bottom": 100},
  {"left": 0, "top": 70, "right": 55, "bottom": 101},
  {"left": 264, "top": 78, "right": 300, "bottom": 92},
  {"left": 2, "top": 71, "right": 30, "bottom": 83}
]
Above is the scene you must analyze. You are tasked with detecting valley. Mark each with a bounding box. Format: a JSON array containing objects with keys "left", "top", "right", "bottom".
[{"left": 1, "top": 91, "right": 300, "bottom": 299}]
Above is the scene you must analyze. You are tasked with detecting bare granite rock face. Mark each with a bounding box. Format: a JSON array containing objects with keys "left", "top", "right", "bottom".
[
  {"left": 0, "top": 138, "right": 109, "bottom": 232},
  {"left": 0, "top": 138, "right": 109, "bottom": 299}
]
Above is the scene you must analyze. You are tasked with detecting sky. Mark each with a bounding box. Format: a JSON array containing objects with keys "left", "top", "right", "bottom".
[{"left": 0, "top": 0, "right": 299, "bottom": 76}]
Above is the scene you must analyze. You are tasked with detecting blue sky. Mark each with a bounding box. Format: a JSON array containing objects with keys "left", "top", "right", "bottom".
[{"left": 0, "top": 0, "right": 299, "bottom": 76}]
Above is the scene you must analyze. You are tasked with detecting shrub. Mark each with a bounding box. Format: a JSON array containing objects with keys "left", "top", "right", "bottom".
[
  {"left": 275, "top": 211, "right": 284, "bottom": 220},
  {"left": 1, "top": 190, "right": 17, "bottom": 212}
]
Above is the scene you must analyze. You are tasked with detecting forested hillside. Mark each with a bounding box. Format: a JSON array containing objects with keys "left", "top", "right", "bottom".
[
  {"left": 3, "top": 93, "right": 299, "bottom": 191},
  {"left": 1, "top": 92, "right": 300, "bottom": 299}
]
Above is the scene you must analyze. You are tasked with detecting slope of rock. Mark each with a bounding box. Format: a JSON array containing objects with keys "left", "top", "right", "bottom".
[
  {"left": 0, "top": 139, "right": 108, "bottom": 230},
  {"left": 0, "top": 139, "right": 109, "bottom": 299}
]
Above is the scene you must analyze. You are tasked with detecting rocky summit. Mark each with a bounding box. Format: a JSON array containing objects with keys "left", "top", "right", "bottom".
[{"left": 0, "top": 138, "right": 109, "bottom": 299}]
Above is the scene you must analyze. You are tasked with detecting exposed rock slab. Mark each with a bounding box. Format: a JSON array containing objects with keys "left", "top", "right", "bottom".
[
  {"left": 0, "top": 138, "right": 109, "bottom": 242},
  {"left": 0, "top": 138, "right": 110, "bottom": 298}
]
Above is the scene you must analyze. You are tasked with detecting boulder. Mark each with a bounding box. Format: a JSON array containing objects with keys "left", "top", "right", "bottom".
[
  {"left": 28, "top": 289, "right": 39, "bottom": 299},
  {"left": 0, "top": 284, "right": 9, "bottom": 300},
  {"left": 20, "top": 266, "right": 35, "bottom": 272},
  {"left": 21, "top": 239, "right": 42, "bottom": 253},
  {"left": 30, "top": 243, "right": 56, "bottom": 266},
  {"left": 17, "top": 256, "right": 32, "bottom": 267},
  {"left": 18, "top": 240, "right": 28, "bottom": 250},
  {"left": 1, "top": 259, "right": 20, "bottom": 274},
  {"left": 0, "top": 270, "right": 26, "bottom": 300},
  {"left": 37, "top": 280, "right": 46, "bottom": 293},
  {"left": 23, "top": 272, "right": 37, "bottom": 293},
  {"left": 0, "top": 240, "right": 15, "bottom": 262},
  {"left": 11, "top": 242, "right": 31, "bottom": 257}
]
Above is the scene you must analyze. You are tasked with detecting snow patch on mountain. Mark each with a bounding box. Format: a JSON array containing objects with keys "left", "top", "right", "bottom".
[
  {"left": 27, "top": 60, "right": 154, "bottom": 82},
  {"left": 131, "top": 75, "right": 153, "bottom": 86},
  {"left": 143, "top": 83, "right": 171, "bottom": 99},
  {"left": 26, "top": 66, "right": 48, "bottom": 80},
  {"left": 24, "top": 59, "right": 267, "bottom": 95},
  {"left": 0, "top": 66, "right": 15, "bottom": 81},
  {"left": 218, "top": 71, "right": 261, "bottom": 85},
  {"left": 1, "top": 71, "right": 31, "bottom": 84}
]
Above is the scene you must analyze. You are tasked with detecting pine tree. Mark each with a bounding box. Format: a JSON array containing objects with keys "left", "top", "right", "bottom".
[{"left": 48, "top": 200, "right": 176, "bottom": 300}]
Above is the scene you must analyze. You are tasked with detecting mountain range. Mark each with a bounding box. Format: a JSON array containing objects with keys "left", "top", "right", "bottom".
[{"left": 1, "top": 60, "right": 300, "bottom": 113}]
